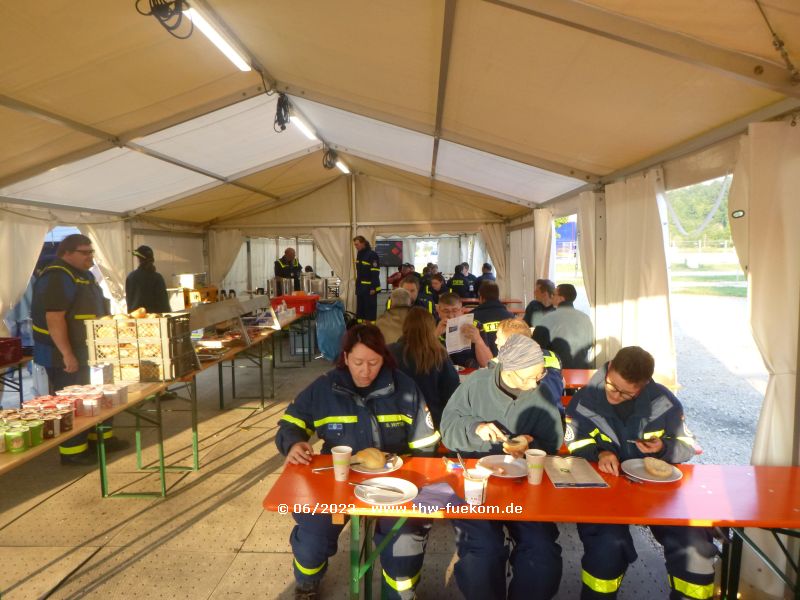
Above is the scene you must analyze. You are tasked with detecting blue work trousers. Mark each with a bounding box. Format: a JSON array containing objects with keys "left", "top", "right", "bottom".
[
  {"left": 451, "top": 519, "right": 562, "bottom": 600},
  {"left": 290, "top": 512, "right": 430, "bottom": 599},
  {"left": 577, "top": 523, "right": 717, "bottom": 599}
]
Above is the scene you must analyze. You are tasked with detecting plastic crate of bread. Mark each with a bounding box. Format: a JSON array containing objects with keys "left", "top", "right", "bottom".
[
  {"left": 105, "top": 352, "right": 197, "bottom": 382},
  {"left": 85, "top": 310, "right": 191, "bottom": 343}
]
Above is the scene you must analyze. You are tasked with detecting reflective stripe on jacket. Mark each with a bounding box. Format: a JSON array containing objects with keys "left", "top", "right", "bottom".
[
  {"left": 276, "top": 366, "right": 440, "bottom": 456},
  {"left": 354, "top": 248, "right": 381, "bottom": 294}
]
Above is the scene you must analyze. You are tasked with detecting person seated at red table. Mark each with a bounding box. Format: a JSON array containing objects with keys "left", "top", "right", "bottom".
[
  {"left": 440, "top": 335, "right": 565, "bottom": 600},
  {"left": 523, "top": 278, "right": 556, "bottom": 327},
  {"left": 424, "top": 273, "right": 447, "bottom": 307},
  {"left": 471, "top": 281, "right": 515, "bottom": 357},
  {"left": 389, "top": 307, "right": 460, "bottom": 430},
  {"left": 473, "top": 262, "right": 495, "bottom": 290},
  {"left": 386, "top": 274, "right": 434, "bottom": 315},
  {"left": 493, "top": 318, "right": 564, "bottom": 414},
  {"left": 377, "top": 288, "right": 413, "bottom": 344},
  {"left": 276, "top": 324, "right": 440, "bottom": 600},
  {"left": 532, "top": 283, "right": 594, "bottom": 369},
  {"left": 565, "top": 346, "right": 716, "bottom": 600},
  {"left": 435, "top": 292, "right": 492, "bottom": 369}
]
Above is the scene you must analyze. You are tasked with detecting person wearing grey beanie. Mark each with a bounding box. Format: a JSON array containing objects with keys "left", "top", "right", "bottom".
[{"left": 440, "top": 334, "right": 564, "bottom": 599}]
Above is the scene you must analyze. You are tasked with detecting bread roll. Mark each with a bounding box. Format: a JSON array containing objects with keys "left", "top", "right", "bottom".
[
  {"left": 643, "top": 457, "right": 673, "bottom": 479},
  {"left": 354, "top": 448, "right": 386, "bottom": 469}
]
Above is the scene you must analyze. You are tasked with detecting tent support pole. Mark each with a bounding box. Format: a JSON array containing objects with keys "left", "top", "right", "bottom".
[{"left": 593, "top": 191, "right": 607, "bottom": 367}]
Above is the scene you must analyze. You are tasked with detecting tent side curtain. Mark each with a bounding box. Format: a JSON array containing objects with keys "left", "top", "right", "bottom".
[
  {"left": 533, "top": 208, "right": 553, "bottom": 281},
  {"left": 0, "top": 207, "right": 54, "bottom": 336},
  {"left": 85, "top": 221, "right": 128, "bottom": 308},
  {"left": 599, "top": 168, "right": 676, "bottom": 386},
  {"left": 478, "top": 223, "right": 508, "bottom": 295},
  {"left": 576, "top": 190, "right": 598, "bottom": 307},
  {"left": 508, "top": 227, "right": 535, "bottom": 304},
  {"left": 728, "top": 119, "right": 800, "bottom": 600},
  {"left": 208, "top": 230, "right": 243, "bottom": 286},
  {"left": 312, "top": 227, "right": 354, "bottom": 312}
]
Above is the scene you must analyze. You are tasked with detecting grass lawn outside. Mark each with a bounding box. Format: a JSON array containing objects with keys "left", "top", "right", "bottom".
[{"left": 671, "top": 286, "right": 747, "bottom": 298}]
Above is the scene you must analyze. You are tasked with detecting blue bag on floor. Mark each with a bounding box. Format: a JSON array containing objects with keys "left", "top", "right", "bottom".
[{"left": 315, "top": 300, "right": 346, "bottom": 361}]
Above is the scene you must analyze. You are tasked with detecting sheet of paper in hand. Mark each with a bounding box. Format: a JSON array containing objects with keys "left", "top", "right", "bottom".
[{"left": 446, "top": 313, "right": 474, "bottom": 354}]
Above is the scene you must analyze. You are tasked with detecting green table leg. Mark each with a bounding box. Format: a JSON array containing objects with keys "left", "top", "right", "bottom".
[
  {"left": 350, "top": 516, "right": 362, "bottom": 599},
  {"left": 97, "top": 423, "right": 110, "bottom": 497}
]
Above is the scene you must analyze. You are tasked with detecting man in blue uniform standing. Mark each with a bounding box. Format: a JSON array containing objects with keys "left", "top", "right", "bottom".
[
  {"left": 275, "top": 247, "right": 303, "bottom": 291},
  {"left": 461, "top": 262, "right": 478, "bottom": 298},
  {"left": 352, "top": 236, "right": 381, "bottom": 323},
  {"left": 126, "top": 245, "right": 171, "bottom": 313},
  {"left": 471, "top": 281, "right": 514, "bottom": 357},
  {"left": 31, "top": 234, "right": 124, "bottom": 465},
  {"left": 565, "top": 346, "right": 716, "bottom": 600}
]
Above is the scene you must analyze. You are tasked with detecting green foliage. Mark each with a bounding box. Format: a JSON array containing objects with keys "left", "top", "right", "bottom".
[
  {"left": 666, "top": 178, "right": 733, "bottom": 246},
  {"left": 553, "top": 216, "right": 570, "bottom": 239}
]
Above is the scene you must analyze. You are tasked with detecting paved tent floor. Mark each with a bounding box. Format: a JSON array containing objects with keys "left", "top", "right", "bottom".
[{"left": 0, "top": 339, "right": 768, "bottom": 599}]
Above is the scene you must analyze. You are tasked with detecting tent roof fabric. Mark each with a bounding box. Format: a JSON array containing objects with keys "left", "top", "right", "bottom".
[{"left": 0, "top": 0, "right": 797, "bottom": 224}]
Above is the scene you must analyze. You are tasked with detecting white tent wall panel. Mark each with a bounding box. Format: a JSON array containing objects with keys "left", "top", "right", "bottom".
[
  {"left": 508, "top": 227, "right": 536, "bottom": 304},
  {"left": 0, "top": 148, "right": 217, "bottom": 212},
  {"left": 136, "top": 95, "right": 318, "bottom": 179},
  {"left": 132, "top": 231, "right": 206, "bottom": 287}
]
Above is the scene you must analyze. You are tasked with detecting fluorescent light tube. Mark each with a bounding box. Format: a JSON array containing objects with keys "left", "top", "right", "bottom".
[
  {"left": 335, "top": 160, "right": 350, "bottom": 174},
  {"left": 289, "top": 115, "right": 318, "bottom": 141},
  {"left": 185, "top": 8, "right": 251, "bottom": 72}
]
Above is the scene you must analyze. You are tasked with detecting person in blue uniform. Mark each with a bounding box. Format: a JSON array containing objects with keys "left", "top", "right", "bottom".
[
  {"left": 31, "top": 234, "right": 125, "bottom": 465},
  {"left": 386, "top": 275, "right": 434, "bottom": 315},
  {"left": 471, "top": 281, "right": 514, "bottom": 357},
  {"left": 277, "top": 325, "right": 440, "bottom": 600},
  {"left": 434, "top": 292, "right": 492, "bottom": 369},
  {"left": 473, "top": 262, "right": 495, "bottom": 290},
  {"left": 446, "top": 264, "right": 470, "bottom": 298},
  {"left": 275, "top": 247, "right": 303, "bottom": 291},
  {"left": 125, "top": 245, "right": 171, "bottom": 313},
  {"left": 565, "top": 346, "right": 716, "bottom": 600},
  {"left": 461, "top": 262, "right": 478, "bottom": 298},
  {"left": 353, "top": 236, "right": 381, "bottom": 323},
  {"left": 440, "top": 334, "right": 564, "bottom": 600},
  {"left": 523, "top": 278, "right": 556, "bottom": 327}
]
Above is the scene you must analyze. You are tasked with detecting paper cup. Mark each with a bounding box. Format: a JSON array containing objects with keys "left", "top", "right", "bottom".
[
  {"left": 463, "top": 467, "right": 491, "bottom": 505},
  {"left": 525, "top": 449, "right": 547, "bottom": 485},
  {"left": 331, "top": 445, "right": 353, "bottom": 482}
]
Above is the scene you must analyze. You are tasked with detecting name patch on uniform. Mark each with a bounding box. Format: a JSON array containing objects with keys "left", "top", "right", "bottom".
[{"left": 327, "top": 423, "right": 344, "bottom": 431}]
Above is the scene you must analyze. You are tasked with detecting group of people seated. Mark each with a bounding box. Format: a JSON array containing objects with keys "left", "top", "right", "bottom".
[{"left": 277, "top": 279, "right": 716, "bottom": 600}]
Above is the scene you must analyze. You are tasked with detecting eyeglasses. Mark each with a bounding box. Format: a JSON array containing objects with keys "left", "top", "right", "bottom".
[
  {"left": 604, "top": 377, "right": 638, "bottom": 401},
  {"left": 74, "top": 249, "right": 95, "bottom": 256}
]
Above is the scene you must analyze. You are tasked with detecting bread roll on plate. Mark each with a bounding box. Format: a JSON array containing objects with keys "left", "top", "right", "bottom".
[
  {"left": 354, "top": 448, "right": 386, "bottom": 469},
  {"left": 643, "top": 457, "right": 674, "bottom": 479}
]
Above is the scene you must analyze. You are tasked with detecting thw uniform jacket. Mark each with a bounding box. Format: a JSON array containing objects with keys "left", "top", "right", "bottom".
[
  {"left": 276, "top": 366, "right": 440, "bottom": 456},
  {"left": 32, "top": 259, "right": 108, "bottom": 368},
  {"left": 354, "top": 247, "right": 381, "bottom": 296},
  {"left": 470, "top": 300, "right": 514, "bottom": 356},
  {"left": 565, "top": 364, "right": 696, "bottom": 463}
]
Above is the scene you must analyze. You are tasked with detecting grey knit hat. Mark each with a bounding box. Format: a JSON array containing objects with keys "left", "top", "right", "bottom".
[{"left": 498, "top": 334, "right": 544, "bottom": 370}]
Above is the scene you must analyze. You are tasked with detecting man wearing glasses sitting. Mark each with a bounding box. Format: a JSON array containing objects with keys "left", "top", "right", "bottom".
[{"left": 564, "top": 346, "right": 716, "bottom": 600}]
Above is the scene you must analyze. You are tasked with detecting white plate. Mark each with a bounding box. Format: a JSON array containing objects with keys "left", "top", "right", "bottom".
[
  {"left": 351, "top": 455, "right": 404, "bottom": 475},
  {"left": 476, "top": 455, "right": 527, "bottom": 478},
  {"left": 354, "top": 477, "right": 418, "bottom": 506},
  {"left": 621, "top": 459, "right": 683, "bottom": 483}
]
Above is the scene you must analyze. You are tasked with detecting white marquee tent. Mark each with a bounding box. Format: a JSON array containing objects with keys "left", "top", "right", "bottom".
[{"left": 1, "top": 1, "right": 799, "bottom": 592}]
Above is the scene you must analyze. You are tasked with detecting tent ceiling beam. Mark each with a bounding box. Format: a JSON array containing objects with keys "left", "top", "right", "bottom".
[
  {"left": 601, "top": 96, "right": 800, "bottom": 183},
  {"left": 430, "top": 0, "right": 457, "bottom": 181},
  {"left": 540, "top": 97, "right": 800, "bottom": 208},
  {"left": 0, "top": 83, "right": 266, "bottom": 189},
  {"left": 0, "top": 195, "right": 123, "bottom": 217},
  {"left": 0, "top": 141, "right": 116, "bottom": 190},
  {"left": 209, "top": 177, "right": 342, "bottom": 225},
  {"left": 484, "top": 0, "right": 800, "bottom": 98},
  {"left": 0, "top": 94, "right": 120, "bottom": 144},
  {"left": 282, "top": 84, "right": 598, "bottom": 182}
]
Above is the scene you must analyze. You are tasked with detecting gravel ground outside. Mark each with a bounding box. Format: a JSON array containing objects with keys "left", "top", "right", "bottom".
[{"left": 670, "top": 294, "right": 768, "bottom": 465}]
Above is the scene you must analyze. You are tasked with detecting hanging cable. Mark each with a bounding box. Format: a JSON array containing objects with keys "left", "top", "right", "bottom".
[
  {"left": 666, "top": 174, "right": 732, "bottom": 237},
  {"left": 322, "top": 146, "right": 338, "bottom": 170},
  {"left": 753, "top": 0, "right": 800, "bottom": 84},
  {"left": 274, "top": 93, "right": 290, "bottom": 132},
  {"left": 135, "top": 0, "right": 193, "bottom": 39}
]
